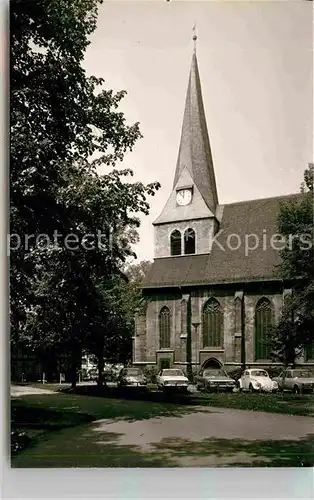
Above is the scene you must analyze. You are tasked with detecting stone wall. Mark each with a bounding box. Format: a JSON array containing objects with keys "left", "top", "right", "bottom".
[
  {"left": 154, "top": 218, "right": 216, "bottom": 258},
  {"left": 244, "top": 292, "right": 283, "bottom": 364},
  {"left": 134, "top": 286, "right": 314, "bottom": 370}
]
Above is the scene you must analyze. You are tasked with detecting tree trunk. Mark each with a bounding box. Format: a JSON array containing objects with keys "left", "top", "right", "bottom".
[
  {"left": 70, "top": 349, "right": 79, "bottom": 389},
  {"left": 97, "top": 354, "right": 105, "bottom": 387},
  {"left": 70, "top": 365, "right": 77, "bottom": 389}
]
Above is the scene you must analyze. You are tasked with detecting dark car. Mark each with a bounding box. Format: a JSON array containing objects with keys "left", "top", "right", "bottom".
[
  {"left": 117, "top": 367, "right": 148, "bottom": 390},
  {"left": 194, "top": 368, "right": 236, "bottom": 392}
]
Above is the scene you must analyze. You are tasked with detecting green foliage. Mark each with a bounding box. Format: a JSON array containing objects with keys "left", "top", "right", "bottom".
[
  {"left": 10, "top": 0, "right": 160, "bottom": 383},
  {"left": 271, "top": 164, "right": 314, "bottom": 366},
  {"left": 11, "top": 429, "right": 31, "bottom": 455},
  {"left": 143, "top": 366, "right": 158, "bottom": 384}
]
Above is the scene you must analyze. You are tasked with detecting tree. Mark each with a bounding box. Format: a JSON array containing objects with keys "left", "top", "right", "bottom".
[
  {"left": 124, "top": 260, "right": 152, "bottom": 283},
  {"left": 271, "top": 164, "right": 314, "bottom": 368},
  {"left": 85, "top": 275, "right": 134, "bottom": 386},
  {"left": 10, "top": 0, "right": 160, "bottom": 386},
  {"left": 87, "top": 260, "right": 153, "bottom": 385},
  {"left": 83, "top": 259, "right": 152, "bottom": 386}
]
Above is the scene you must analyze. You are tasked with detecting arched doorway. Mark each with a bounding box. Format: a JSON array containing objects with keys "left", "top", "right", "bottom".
[{"left": 202, "top": 358, "right": 222, "bottom": 370}]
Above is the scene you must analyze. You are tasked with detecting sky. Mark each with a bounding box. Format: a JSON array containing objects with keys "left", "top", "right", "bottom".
[{"left": 83, "top": 0, "right": 313, "bottom": 263}]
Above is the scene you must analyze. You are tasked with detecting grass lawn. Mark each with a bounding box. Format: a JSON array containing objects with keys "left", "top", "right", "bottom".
[
  {"left": 151, "top": 435, "right": 314, "bottom": 467},
  {"left": 196, "top": 391, "right": 314, "bottom": 417},
  {"left": 11, "top": 389, "right": 201, "bottom": 467},
  {"left": 11, "top": 387, "right": 314, "bottom": 467}
]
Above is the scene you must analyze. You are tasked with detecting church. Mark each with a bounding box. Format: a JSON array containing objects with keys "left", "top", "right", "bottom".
[{"left": 133, "top": 40, "right": 310, "bottom": 374}]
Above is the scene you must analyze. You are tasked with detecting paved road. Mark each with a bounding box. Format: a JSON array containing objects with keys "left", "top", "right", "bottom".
[{"left": 93, "top": 406, "right": 314, "bottom": 466}]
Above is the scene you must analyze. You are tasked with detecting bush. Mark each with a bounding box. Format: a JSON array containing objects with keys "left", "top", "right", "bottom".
[
  {"left": 266, "top": 365, "right": 284, "bottom": 378},
  {"left": 11, "top": 428, "right": 31, "bottom": 454},
  {"left": 103, "top": 368, "right": 118, "bottom": 382},
  {"left": 143, "top": 366, "right": 158, "bottom": 384},
  {"left": 225, "top": 367, "right": 243, "bottom": 381}
]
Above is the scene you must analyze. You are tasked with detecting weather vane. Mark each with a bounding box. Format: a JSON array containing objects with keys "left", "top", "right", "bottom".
[{"left": 192, "top": 23, "right": 197, "bottom": 51}]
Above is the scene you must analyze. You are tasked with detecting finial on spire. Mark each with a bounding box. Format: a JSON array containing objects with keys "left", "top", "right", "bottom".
[{"left": 192, "top": 23, "right": 197, "bottom": 51}]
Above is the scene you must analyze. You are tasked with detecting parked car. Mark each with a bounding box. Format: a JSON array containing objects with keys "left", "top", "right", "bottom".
[
  {"left": 117, "top": 367, "right": 147, "bottom": 390},
  {"left": 194, "top": 368, "right": 236, "bottom": 392},
  {"left": 238, "top": 369, "right": 278, "bottom": 393},
  {"left": 273, "top": 368, "right": 314, "bottom": 394},
  {"left": 156, "top": 368, "right": 189, "bottom": 393}
]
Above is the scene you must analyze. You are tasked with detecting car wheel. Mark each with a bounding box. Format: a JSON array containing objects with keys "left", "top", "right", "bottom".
[
  {"left": 249, "top": 384, "right": 255, "bottom": 393},
  {"left": 293, "top": 385, "right": 300, "bottom": 395}
]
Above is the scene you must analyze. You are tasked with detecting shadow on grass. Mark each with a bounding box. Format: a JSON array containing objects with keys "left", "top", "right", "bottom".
[
  {"left": 64, "top": 384, "right": 314, "bottom": 416},
  {"left": 12, "top": 404, "right": 94, "bottom": 431},
  {"left": 11, "top": 424, "right": 176, "bottom": 468},
  {"left": 11, "top": 385, "right": 314, "bottom": 463},
  {"left": 11, "top": 388, "right": 208, "bottom": 457},
  {"left": 11, "top": 420, "right": 314, "bottom": 468},
  {"left": 150, "top": 434, "right": 314, "bottom": 467},
  {"left": 65, "top": 384, "right": 196, "bottom": 405}
]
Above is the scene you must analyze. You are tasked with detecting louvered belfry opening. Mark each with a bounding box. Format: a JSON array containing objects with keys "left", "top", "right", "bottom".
[
  {"left": 184, "top": 228, "right": 195, "bottom": 254},
  {"left": 202, "top": 298, "right": 222, "bottom": 347},
  {"left": 170, "top": 230, "right": 182, "bottom": 256},
  {"left": 159, "top": 306, "right": 171, "bottom": 349},
  {"left": 255, "top": 298, "right": 273, "bottom": 360}
]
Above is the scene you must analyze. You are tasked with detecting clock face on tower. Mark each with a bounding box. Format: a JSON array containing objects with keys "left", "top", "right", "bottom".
[{"left": 176, "top": 189, "right": 192, "bottom": 206}]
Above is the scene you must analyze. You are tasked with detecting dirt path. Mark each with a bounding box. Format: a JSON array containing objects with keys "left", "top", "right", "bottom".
[{"left": 11, "top": 384, "right": 56, "bottom": 397}]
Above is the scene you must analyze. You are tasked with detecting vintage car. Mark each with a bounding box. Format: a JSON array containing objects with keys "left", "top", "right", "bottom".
[
  {"left": 194, "top": 368, "right": 236, "bottom": 392},
  {"left": 117, "top": 367, "right": 147, "bottom": 390},
  {"left": 156, "top": 368, "right": 189, "bottom": 393},
  {"left": 273, "top": 368, "right": 314, "bottom": 394},
  {"left": 238, "top": 369, "right": 278, "bottom": 393}
]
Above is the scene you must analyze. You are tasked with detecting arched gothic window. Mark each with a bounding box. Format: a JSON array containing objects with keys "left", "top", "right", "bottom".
[
  {"left": 170, "top": 230, "right": 181, "bottom": 256},
  {"left": 255, "top": 298, "right": 273, "bottom": 360},
  {"left": 159, "top": 306, "right": 171, "bottom": 349},
  {"left": 184, "top": 228, "right": 195, "bottom": 255},
  {"left": 234, "top": 297, "right": 242, "bottom": 333},
  {"left": 202, "top": 298, "right": 222, "bottom": 347}
]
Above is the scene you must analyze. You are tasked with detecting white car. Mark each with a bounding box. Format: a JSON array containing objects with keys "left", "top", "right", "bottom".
[
  {"left": 156, "top": 368, "right": 189, "bottom": 393},
  {"left": 238, "top": 369, "right": 278, "bottom": 393}
]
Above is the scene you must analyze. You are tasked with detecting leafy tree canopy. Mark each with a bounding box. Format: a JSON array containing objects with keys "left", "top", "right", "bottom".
[
  {"left": 10, "top": 0, "right": 160, "bottom": 384},
  {"left": 271, "top": 164, "right": 314, "bottom": 366}
]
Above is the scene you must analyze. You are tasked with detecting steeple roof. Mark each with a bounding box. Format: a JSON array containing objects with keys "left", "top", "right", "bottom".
[{"left": 173, "top": 50, "right": 218, "bottom": 214}]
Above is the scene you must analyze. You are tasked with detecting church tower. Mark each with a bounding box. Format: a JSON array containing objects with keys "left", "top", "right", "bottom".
[
  {"left": 135, "top": 32, "right": 304, "bottom": 373},
  {"left": 153, "top": 36, "right": 219, "bottom": 259}
]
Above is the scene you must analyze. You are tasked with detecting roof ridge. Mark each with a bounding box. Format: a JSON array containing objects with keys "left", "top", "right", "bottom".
[{"left": 221, "top": 192, "right": 302, "bottom": 208}]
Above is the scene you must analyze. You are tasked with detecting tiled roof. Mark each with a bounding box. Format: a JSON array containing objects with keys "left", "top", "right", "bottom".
[{"left": 142, "top": 193, "right": 303, "bottom": 288}]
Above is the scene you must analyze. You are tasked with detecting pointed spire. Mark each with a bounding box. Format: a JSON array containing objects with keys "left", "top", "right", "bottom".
[{"left": 173, "top": 35, "right": 218, "bottom": 214}]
